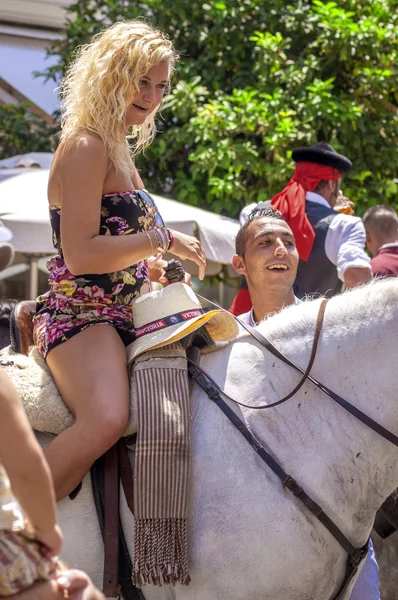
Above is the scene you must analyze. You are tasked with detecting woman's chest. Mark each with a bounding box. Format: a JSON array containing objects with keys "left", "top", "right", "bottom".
[
  {"left": 100, "top": 191, "right": 158, "bottom": 235},
  {"left": 102, "top": 163, "right": 142, "bottom": 196}
]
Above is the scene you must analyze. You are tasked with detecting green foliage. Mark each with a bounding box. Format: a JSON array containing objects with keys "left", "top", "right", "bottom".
[
  {"left": 0, "top": 103, "right": 58, "bottom": 160},
  {"left": 36, "top": 0, "right": 398, "bottom": 216}
]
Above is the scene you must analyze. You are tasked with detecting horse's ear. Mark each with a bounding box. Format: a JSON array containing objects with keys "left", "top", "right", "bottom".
[{"left": 232, "top": 254, "right": 246, "bottom": 276}]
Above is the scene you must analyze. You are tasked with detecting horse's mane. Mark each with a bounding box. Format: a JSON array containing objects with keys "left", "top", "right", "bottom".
[{"left": 257, "top": 278, "right": 398, "bottom": 342}]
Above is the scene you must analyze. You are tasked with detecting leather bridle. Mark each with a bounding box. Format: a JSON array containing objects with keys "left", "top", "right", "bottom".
[{"left": 187, "top": 296, "right": 398, "bottom": 599}]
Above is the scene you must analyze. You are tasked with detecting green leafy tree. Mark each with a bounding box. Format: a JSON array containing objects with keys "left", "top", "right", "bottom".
[
  {"left": 36, "top": 0, "right": 398, "bottom": 216},
  {"left": 0, "top": 103, "right": 57, "bottom": 159}
]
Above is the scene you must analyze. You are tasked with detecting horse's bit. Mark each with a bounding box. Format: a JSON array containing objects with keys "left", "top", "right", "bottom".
[{"left": 188, "top": 297, "right": 398, "bottom": 600}]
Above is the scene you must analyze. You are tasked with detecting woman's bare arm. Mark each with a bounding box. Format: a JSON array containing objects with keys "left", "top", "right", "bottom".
[
  {"left": 58, "top": 136, "right": 153, "bottom": 275},
  {"left": 57, "top": 135, "right": 205, "bottom": 278},
  {"left": 0, "top": 368, "right": 58, "bottom": 536}
]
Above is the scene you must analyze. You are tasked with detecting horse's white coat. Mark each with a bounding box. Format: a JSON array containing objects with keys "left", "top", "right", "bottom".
[
  {"left": 35, "top": 433, "right": 105, "bottom": 589},
  {"left": 37, "top": 280, "right": 398, "bottom": 600}
]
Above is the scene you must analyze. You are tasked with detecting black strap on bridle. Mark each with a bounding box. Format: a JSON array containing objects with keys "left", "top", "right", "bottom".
[
  {"left": 188, "top": 295, "right": 398, "bottom": 598},
  {"left": 187, "top": 345, "right": 368, "bottom": 600},
  {"left": 195, "top": 298, "right": 329, "bottom": 411},
  {"left": 196, "top": 294, "right": 398, "bottom": 448},
  {"left": 238, "top": 311, "right": 398, "bottom": 448}
]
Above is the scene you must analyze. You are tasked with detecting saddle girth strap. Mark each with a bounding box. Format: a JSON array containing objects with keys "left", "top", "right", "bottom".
[
  {"left": 102, "top": 443, "right": 120, "bottom": 598},
  {"left": 187, "top": 346, "right": 369, "bottom": 600}
]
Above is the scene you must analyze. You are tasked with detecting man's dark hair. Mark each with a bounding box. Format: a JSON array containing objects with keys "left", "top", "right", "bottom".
[
  {"left": 363, "top": 205, "right": 398, "bottom": 238},
  {"left": 235, "top": 208, "right": 286, "bottom": 256}
]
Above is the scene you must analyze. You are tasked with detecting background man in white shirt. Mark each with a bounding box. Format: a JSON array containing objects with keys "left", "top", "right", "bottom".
[{"left": 271, "top": 141, "right": 372, "bottom": 298}]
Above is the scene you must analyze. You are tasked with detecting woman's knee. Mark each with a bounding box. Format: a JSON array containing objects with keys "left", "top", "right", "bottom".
[{"left": 79, "top": 407, "right": 129, "bottom": 455}]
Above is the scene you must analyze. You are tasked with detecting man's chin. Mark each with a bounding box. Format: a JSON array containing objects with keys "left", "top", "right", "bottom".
[{"left": 263, "top": 273, "right": 296, "bottom": 289}]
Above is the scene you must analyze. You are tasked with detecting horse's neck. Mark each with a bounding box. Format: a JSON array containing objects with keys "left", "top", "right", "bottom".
[{"left": 200, "top": 294, "right": 398, "bottom": 546}]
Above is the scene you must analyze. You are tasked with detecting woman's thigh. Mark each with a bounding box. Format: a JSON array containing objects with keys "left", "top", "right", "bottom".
[{"left": 46, "top": 324, "right": 130, "bottom": 425}]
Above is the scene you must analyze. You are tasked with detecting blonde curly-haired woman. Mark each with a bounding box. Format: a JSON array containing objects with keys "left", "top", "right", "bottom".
[{"left": 33, "top": 20, "right": 206, "bottom": 500}]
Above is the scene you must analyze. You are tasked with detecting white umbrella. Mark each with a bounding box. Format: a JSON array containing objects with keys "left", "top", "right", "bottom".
[
  {"left": 0, "top": 153, "right": 55, "bottom": 183},
  {"left": 0, "top": 169, "right": 239, "bottom": 297},
  {"left": 0, "top": 152, "right": 54, "bottom": 170}
]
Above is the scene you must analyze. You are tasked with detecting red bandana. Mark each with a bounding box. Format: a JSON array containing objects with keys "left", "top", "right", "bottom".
[{"left": 270, "top": 162, "right": 340, "bottom": 261}]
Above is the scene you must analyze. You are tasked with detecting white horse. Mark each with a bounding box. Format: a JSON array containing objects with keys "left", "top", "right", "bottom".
[{"left": 37, "top": 279, "right": 398, "bottom": 600}]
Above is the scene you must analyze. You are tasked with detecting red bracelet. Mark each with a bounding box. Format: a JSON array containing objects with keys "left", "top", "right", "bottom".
[{"left": 167, "top": 229, "right": 174, "bottom": 250}]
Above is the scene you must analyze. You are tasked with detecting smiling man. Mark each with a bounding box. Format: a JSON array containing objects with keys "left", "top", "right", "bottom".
[
  {"left": 231, "top": 207, "right": 380, "bottom": 600},
  {"left": 232, "top": 208, "right": 300, "bottom": 325}
]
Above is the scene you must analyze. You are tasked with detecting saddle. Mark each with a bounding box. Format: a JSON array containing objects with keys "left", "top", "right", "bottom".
[
  {"left": 9, "top": 300, "right": 36, "bottom": 356},
  {"left": 9, "top": 300, "right": 143, "bottom": 599}
]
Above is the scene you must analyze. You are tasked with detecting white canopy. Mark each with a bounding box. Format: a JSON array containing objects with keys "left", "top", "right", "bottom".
[
  {"left": 0, "top": 169, "right": 239, "bottom": 281},
  {"left": 0, "top": 153, "right": 55, "bottom": 183},
  {"left": 0, "top": 152, "right": 54, "bottom": 170}
]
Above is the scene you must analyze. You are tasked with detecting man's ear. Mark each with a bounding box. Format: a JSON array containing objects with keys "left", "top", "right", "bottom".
[
  {"left": 326, "top": 180, "right": 334, "bottom": 194},
  {"left": 232, "top": 254, "right": 246, "bottom": 276}
]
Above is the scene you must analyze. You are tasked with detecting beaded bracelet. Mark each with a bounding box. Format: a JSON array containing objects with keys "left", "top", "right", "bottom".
[
  {"left": 152, "top": 227, "right": 166, "bottom": 253},
  {"left": 158, "top": 226, "right": 175, "bottom": 251},
  {"left": 154, "top": 226, "right": 171, "bottom": 253},
  {"left": 147, "top": 226, "right": 174, "bottom": 257},
  {"left": 145, "top": 230, "right": 155, "bottom": 256}
]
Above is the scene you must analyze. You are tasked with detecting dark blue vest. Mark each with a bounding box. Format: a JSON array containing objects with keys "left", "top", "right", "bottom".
[{"left": 294, "top": 201, "right": 342, "bottom": 299}]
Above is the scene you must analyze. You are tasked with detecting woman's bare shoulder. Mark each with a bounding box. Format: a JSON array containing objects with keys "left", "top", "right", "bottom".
[
  {"left": 55, "top": 132, "right": 107, "bottom": 170},
  {"left": 49, "top": 133, "right": 108, "bottom": 201}
]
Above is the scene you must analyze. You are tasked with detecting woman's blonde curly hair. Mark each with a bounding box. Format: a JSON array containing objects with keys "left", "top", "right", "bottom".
[{"left": 60, "top": 20, "right": 178, "bottom": 174}]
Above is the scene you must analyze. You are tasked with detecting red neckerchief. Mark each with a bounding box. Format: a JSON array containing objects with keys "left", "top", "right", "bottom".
[{"left": 271, "top": 162, "right": 340, "bottom": 261}]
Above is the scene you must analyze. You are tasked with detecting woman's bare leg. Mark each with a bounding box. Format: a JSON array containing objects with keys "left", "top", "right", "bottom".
[
  {"left": 13, "top": 570, "right": 104, "bottom": 599},
  {"left": 45, "top": 325, "right": 130, "bottom": 500},
  {"left": 12, "top": 579, "right": 63, "bottom": 600}
]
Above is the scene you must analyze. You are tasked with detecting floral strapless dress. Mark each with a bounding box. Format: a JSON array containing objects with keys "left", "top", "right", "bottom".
[{"left": 33, "top": 189, "right": 160, "bottom": 358}]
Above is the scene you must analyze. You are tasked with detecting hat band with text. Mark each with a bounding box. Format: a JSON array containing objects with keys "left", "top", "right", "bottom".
[{"left": 135, "top": 308, "right": 206, "bottom": 339}]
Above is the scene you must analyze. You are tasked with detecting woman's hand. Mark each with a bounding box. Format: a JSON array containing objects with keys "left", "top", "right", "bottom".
[
  {"left": 170, "top": 230, "right": 206, "bottom": 280},
  {"left": 57, "top": 569, "right": 105, "bottom": 599},
  {"left": 159, "top": 271, "right": 192, "bottom": 287},
  {"left": 35, "top": 524, "right": 63, "bottom": 558},
  {"left": 147, "top": 257, "right": 168, "bottom": 283}
]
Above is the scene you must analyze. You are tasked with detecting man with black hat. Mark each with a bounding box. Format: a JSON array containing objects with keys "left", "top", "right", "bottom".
[{"left": 271, "top": 141, "right": 372, "bottom": 298}]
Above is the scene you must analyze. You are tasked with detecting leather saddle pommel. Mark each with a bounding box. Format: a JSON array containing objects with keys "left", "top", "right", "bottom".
[{"left": 10, "top": 301, "right": 37, "bottom": 356}]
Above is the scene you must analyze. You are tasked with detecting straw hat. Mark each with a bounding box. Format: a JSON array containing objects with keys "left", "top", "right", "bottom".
[{"left": 127, "top": 283, "right": 239, "bottom": 363}]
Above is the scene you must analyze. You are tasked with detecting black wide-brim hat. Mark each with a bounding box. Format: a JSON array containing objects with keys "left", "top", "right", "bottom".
[{"left": 292, "top": 142, "right": 352, "bottom": 173}]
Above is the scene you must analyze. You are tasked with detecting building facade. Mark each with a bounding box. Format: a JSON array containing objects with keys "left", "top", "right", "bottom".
[{"left": 0, "top": 0, "right": 71, "bottom": 121}]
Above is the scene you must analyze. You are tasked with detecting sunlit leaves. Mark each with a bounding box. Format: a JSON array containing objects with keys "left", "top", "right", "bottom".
[{"left": 29, "top": 0, "right": 398, "bottom": 215}]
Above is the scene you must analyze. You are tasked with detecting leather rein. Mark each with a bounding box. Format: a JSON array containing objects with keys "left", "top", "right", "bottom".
[{"left": 187, "top": 296, "right": 398, "bottom": 599}]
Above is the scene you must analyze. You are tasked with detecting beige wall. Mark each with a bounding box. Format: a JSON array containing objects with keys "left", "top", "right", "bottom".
[{"left": 0, "top": 0, "right": 71, "bottom": 30}]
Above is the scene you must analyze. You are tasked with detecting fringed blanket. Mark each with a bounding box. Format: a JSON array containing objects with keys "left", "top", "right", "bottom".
[
  {"left": 131, "top": 342, "right": 191, "bottom": 587},
  {"left": 1, "top": 342, "right": 195, "bottom": 586}
]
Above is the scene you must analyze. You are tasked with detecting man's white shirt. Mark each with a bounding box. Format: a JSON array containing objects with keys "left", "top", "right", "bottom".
[
  {"left": 239, "top": 296, "right": 302, "bottom": 327},
  {"left": 305, "top": 192, "right": 370, "bottom": 281}
]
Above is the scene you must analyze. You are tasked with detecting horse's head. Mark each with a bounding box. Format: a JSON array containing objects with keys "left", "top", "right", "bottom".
[{"left": 199, "top": 279, "right": 398, "bottom": 548}]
